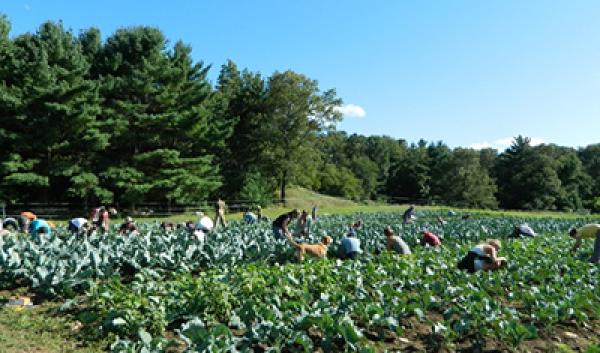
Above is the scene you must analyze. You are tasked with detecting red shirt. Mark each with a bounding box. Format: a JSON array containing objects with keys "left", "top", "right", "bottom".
[{"left": 422, "top": 231, "right": 441, "bottom": 246}]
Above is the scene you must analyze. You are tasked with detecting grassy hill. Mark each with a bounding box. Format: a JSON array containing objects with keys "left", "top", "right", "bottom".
[
  {"left": 280, "top": 186, "right": 358, "bottom": 209},
  {"left": 138, "top": 186, "right": 592, "bottom": 223}
]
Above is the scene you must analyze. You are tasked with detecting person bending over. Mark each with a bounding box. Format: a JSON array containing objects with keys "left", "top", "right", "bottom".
[
  {"left": 119, "top": 217, "right": 138, "bottom": 236},
  {"left": 421, "top": 230, "right": 441, "bottom": 247},
  {"left": 244, "top": 209, "right": 258, "bottom": 225},
  {"left": 339, "top": 228, "right": 362, "bottom": 259},
  {"left": 457, "top": 239, "right": 507, "bottom": 273},
  {"left": 384, "top": 226, "right": 411, "bottom": 255},
  {"left": 569, "top": 224, "right": 600, "bottom": 263},
  {"left": 272, "top": 209, "right": 300, "bottom": 239},
  {"left": 29, "top": 219, "right": 51, "bottom": 236},
  {"left": 68, "top": 217, "right": 89, "bottom": 236},
  {"left": 511, "top": 224, "right": 536, "bottom": 238}
]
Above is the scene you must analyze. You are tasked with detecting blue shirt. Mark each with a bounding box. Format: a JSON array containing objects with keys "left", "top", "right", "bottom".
[
  {"left": 29, "top": 219, "right": 51, "bottom": 236},
  {"left": 340, "top": 236, "right": 362, "bottom": 256},
  {"left": 244, "top": 212, "right": 257, "bottom": 224}
]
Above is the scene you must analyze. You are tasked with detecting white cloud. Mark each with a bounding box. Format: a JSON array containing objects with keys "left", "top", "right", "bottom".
[
  {"left": 469, "top": 137, "right": 546, "bottom": 150},
  {"left": 494, "top": 138, "right": 514, "bottom": 148},
  {"left": 335, "top": 104, "right": 366, "bottom": 118},
  {"left": 529, "top": 137, "right": 546, "bottom": 146},
  {"left": 468, "top": 142, "right": 493, "bottom": 150}
]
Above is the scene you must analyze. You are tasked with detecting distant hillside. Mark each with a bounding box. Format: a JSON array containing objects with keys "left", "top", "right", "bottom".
[{"left": 280, "top": 186, "right": 358, "bottom": 210}]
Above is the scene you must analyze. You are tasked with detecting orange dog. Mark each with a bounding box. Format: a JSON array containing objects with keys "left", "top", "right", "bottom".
[{"left": 286, "top": 234, "right": 333, "bottom": 262}]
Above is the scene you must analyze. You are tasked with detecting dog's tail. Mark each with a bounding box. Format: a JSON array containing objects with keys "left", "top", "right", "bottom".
[{"left": 286, "top": 234, "right": 301, "bottom": 249}]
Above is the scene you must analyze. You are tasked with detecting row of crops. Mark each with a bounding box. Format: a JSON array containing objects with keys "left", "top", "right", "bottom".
[{"left": 1, "top": 211, "right": 599, "bottom": 352}]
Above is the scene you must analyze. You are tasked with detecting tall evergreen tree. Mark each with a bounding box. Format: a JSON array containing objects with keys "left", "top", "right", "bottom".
[
  {"left": 437, "top": 148, "right": 498, "bottom": 208},
  {"left": 215, "top": 61, "right": 272, "bottom": 198},
  {"left": 93, "top": 27, "right": 222, "bottom": 207},
  {"left": 1, "top": 20, "right": 108, "bottom": 205},
  {"left": 387, "top": 140, "right": 431, "bottom": 200},
  {"left": 496, "top": 137, "right": 562, "bottom": 210},
  {"left": 578, "top": 143, "right": 600, "bottom": 201}
]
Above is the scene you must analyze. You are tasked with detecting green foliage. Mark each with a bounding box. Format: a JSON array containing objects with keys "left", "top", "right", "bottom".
[
  {"left": 496, "top": 137, "right": 593, "bottom": 210},
  {"left": 262, "top": 70, "right": 342, "bottom": 202},
  {"left": 0, "top": 211, "right": 599, "bottom": 352},
  {"left": 387, "top": 140, "right": 431, "bottom": 199},
  {"left": 319, "top": 164, "right": 363, "bottom": 200},
  {"left": 591, "top": 196, "right": 600, "bottom": 213},
  {"left": 1, "top": 14, "right": 599, "bottom": 211},
  {"left": 436, "top": 148, "right": 498, "bottom": 209},
  {"left": 239, "top": 172, "right": 274, "bottom": 207}
]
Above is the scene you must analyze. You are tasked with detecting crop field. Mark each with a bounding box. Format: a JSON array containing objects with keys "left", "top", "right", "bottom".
[{"left": 1, "top": 210, "right": 599, "bottom": 353}]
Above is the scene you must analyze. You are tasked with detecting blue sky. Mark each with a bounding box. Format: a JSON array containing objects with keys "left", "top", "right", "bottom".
[{"left": 2, "top": 0, "right": 599, "bottom": 149}]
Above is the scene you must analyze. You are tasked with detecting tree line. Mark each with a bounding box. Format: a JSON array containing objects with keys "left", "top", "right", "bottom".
[{"left": 1, "top": 17, "right": 599, "bottom": 212}]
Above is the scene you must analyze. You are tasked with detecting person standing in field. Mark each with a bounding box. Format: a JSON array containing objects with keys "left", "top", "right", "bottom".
[
  {"left": 569, "top": 224, "right": 600, "bottom": 263},
  {"left": 272, "top": 209, "right": 300, "bottom": 239},
  {"left": 311, "top": 205, "right": 318, "bottom": 221},
  {"left": 256, "top": 205, "right": 268, "bottom": 222},
  {"left": 384, "top": 226, "right": 411, "bottom": 255},
  {"left": 214, "top": 198, "right": 227, "bottom": 229},
  {"left": 402, "top": 205, "right": 416, "bottom": 224},
  {"left": 90, "top": 206, "right": 117, "bottom": 234},
  {"left": 295, "top": 210, "right": 311, "bottom": 236}
]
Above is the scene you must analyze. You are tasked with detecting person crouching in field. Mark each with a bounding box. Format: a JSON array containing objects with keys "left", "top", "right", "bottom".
[
  {"left": 29, "top": 219, "right": 51, "bottom": 236},
  {"left": 272, "top": 209, "right": 300, "bottom": 239},
  {"left": 0, "top": 220, "right": 10, "bottom": 236},
  {"left": 511, "top": 223, "right": 536, "bottom": 238},
  {"left": 2, "top": 217, "right": 21, "bottom": 232},
  {"left": 437, "top": 216, "right": 447, "bottom": 226},
  {"left": 18, "top": 211, "right": 37, "bottom": 233},
  {"left": 160, "top": 222, "right": 176, "bottom": 232},
  {"left": 457, "top": 239, "right": 507, "bottom": 273},
  {"left": 384, "top": 226, "right": 411, "bottom": 255},
  {"left": 421, "top": 230, "right": 441, "bottom": 247},
  {"left": 569, "top": 224, "right": 600, "bottom": 263},
  {"left": 119, "top": 217, "right": 138, "bottom": 236},
  {"left": 339, "top": 227, "right": 362, "bottom": 259},
  {"left": 68, "top": 217, "right": 90, "bottom": 236},
  {"left": 244, "top": 208, "right": 258, "bottom": 225}
]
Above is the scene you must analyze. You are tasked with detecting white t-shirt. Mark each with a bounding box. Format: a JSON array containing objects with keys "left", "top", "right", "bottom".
[
  {"left": 196, "top": 216, "right": 214, "bottom": 232},
  {"left": 193, "top": 230, "right": 205, "bottom": 242},
  {"left": 70, "top": 218, "right": 88, "bottom": 229},
  {"left": 518, "top": 224, "right": 535, "bottom": 237}
]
